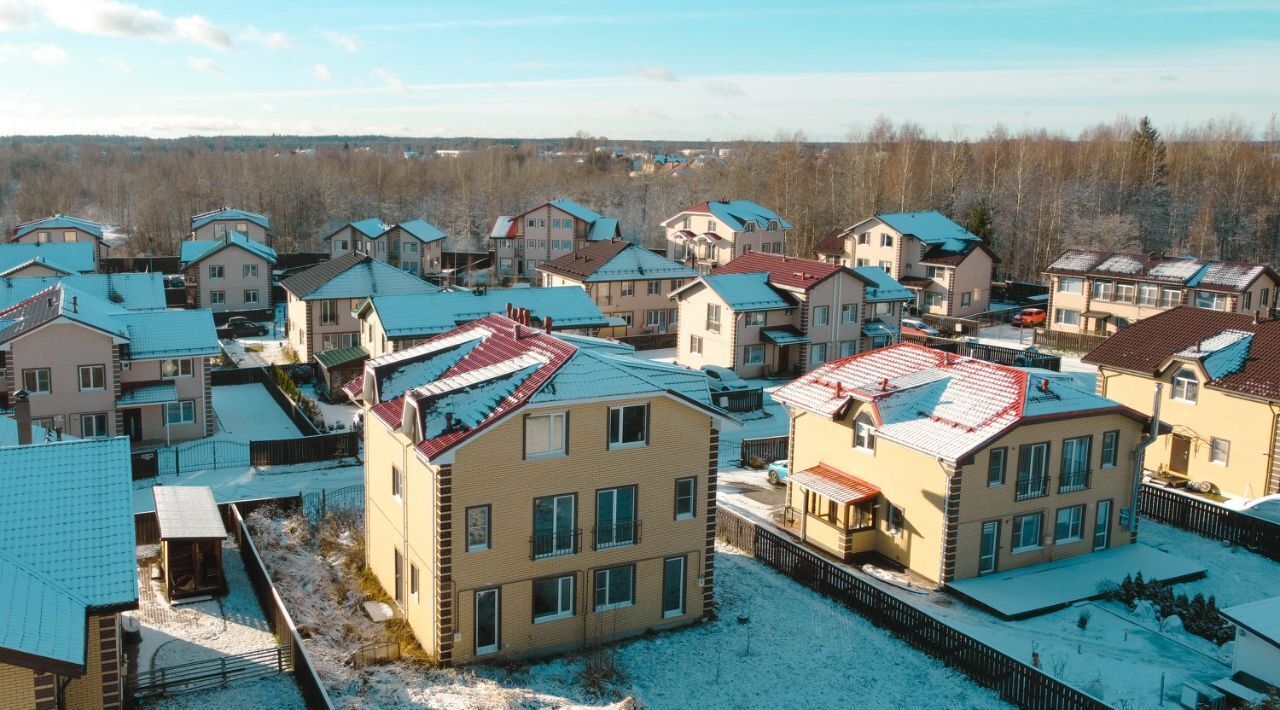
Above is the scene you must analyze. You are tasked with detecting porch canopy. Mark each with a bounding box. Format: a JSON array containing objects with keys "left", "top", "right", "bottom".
[
  {"left": 117, "top": 382, "right": 178, "bottom": 407},
  {"left": 861, "top": 320, "right": 899, "bottom": 339},
  {"left": 789, "top": 463, "right": 879, "bottom": 504},
  {"left": 153, "top": 486, "right": 226, "bottom": 540},
  {"left": 1081, "top": 310, "right": 1111, "bottom": 320},
  {"left": 760, "top": 325, "right": 811, "bottom": 347},
  {"left": 315, "top": 345, "right": 369, "bottom": 371}
]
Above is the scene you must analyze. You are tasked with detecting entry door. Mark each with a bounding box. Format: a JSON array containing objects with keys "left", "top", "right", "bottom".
[
  {"left": 123, "top": 409, "right": 143, "bottom": 442},
  {"left": 662, "top": 556, "right": 686, "bottom": 618},
  {"left": 1169, "top": 434, "right": 1191, "bottom": 475},
  {"left": 1093, "top": 500, "right": 1112, "bottom": 551},
  {"left": 978, "top": 521, "right": 999, "bottom": 575},
  {"left": 475, "top": 588, "right": 500, "bottom": 656}
]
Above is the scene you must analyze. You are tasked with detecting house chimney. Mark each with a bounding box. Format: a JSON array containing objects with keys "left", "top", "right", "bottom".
[
  {"left": 880, "top": 378, "right": 889, "bottom": 391},
  {"left": 1039, "top": 378, "right": 1050, "bottom": 394},
  {"left": 14, "top": 389, "right": 31, "bottom": 446},
  {"left": 835, "top": 381, "right": 843, "bottom": 397},
  {"left": 544, "top": 316, "right": 553, "bottom": 334},
  {"left": 506, "top": 302, "right": 513, "bottom": 318},
  {"left": 1254, "top": 310, "right": 1261, "bottom": 325},
  {"left": 71, "top": 296, "right": 77, "bottom": 313}
]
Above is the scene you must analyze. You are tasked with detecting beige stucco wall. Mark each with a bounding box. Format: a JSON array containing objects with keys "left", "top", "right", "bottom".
[
  {"left": 8, "top": 322, "right": 121, "bottom": 438},
  {"left": 192, "top": 220, "right": 268, "bottom": 243},
  {"left": 5, "top": 262, "right": 67, "bottom": 278},
  {"left": 286, "top": 294, "right": 359, "bottom": 362},
  {"left": 326, "top": 226, "right": 370, "bottom": 257},
  {"left": 949, "top": 248, "right": 993, "bottom": 317},
  {"left": 121, "top": 357, "right": 209, "bottom": 442},
  {"left": 382, "top": 227, "right": 444, "bottom": 276},
  {"left": 674, "top": 285, "right": 797, "bottom": 378},
  {"left": 187, "top": 246, "right": 272, "bottom": 313},
  {"left": 13, "top": 227, "right": 106, "bottom": 262},
  {"left": 1099, "top": 366, "right": 1273, "bottom": 499},
  {"left": 359, "top": 307, "right": 394, "bottom": 358},
  {"left": 1047, "top": 271, "right": 1279, "bottom": 334},
  {"left": 663, "top": 211, "right": 787, "bottom": 271},
  {"left": 540, "top": 274, "right": 682, "bottom": 338}
]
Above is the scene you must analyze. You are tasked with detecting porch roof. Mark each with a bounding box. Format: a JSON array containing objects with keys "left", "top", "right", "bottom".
[
  {"left": 789, "top": 463, "right": 879, "bottom": 504},
  {"left": 117, "top": 382, "right": 178, "bottom": 406},
  {"left": 861, "top": 320, "right": 899, "bottom": 338},
  {"left": 1081, "top": 310, "right": 1112, "bottom": 319},
  {"left": 760, "top": 325, "right": 810, "bottom": 346},
  {"left": 315, "top": 345, "right": 369, "bottom": 371},
  {"left": 152, "top": 486, "right": 226, "bottom": 541}
]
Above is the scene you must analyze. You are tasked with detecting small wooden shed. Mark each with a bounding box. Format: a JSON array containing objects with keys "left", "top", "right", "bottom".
[{"left": 152, "top": 486, "right": 228, "bottom": 601}]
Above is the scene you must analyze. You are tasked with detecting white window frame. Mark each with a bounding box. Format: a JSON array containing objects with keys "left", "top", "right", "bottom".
[
  {"left": 81, "top": 413, "right": 109, "bottom": 438},
  {"left": 1012, "top": 512, "right": 1042, "bottom": 553},
  {"left": 243, "top": 264, "right": 258, "bottom": 278},
  {"left": 674, "top": 477, "right": 696, "bottom": 520},
  {"left": 1172, "top": 368, "right": 1199, "bottom": 403},
  {"left": 466, "top": 505, "right": 491, "bottom": 552},
  {"left": 593, "top": 564, "right": 635, "bottom": 611},
  {"left": 608, "top": 403, "right": 648, "bottom": 450},
  {"left": 524, "top": 411, "right": 567, "bottom": 459},
  {"left": 165, "top": 400, "right": 196, "bottom": 425},
  {"left": 1210, "top": 437, "right": 1230, "bottom": 465},
  {"left": 706, "top": 303, "right": 722, "bottom": 333},
  {"left": 809, "top": 342, "right": 827, "bottom": 365},
  {"left": 23, "top": 368, "right": 51, "bottom": 394},
  {"left": 841, "top": 304, "right": 858, "bottom": 324},
  {"left": 208, "top": 264, "right": 224, "bottom": 279},
  {"left": 1054, "top": 308, "right": 1080, "bottom": 326},
  {"left": 619, "top": 281, "right": 635, "bottom": 297},
  {"left": 78, "top": 364, "right": 106, "bottom": 391},
  {"left": 1055, "top": 505, "right": 1084, "bottom": 544},
  {"left": 210, "top": 290, "right": 225, "bottom": 305},
  {"left": 1138, "top": 283, "right": 1159, "bottom": 307},
  {"left": 812, "top": 306, "right": 830, "bottom": 326},
  {"left": 391, "top": 464, "right": 402, "bottom": 500},
  {"left": 532, "top": 575, "right": 575, "bottom": 623},
  {"left": 162, "top": 358, "right": 194, "bottom": 378},
  {"left": 1057, "top": 277, "right": 1084, "bottom": 295},
  {"left": 244, "top": 289, "right": 260, "bottom": 304},
  {"left": 744, "top": 311, "right": 766, "bottom": 327},
  {"left": 690, "top": 334, "right": 703, "bottom": 355},
  {"left": 839, "top": 340, "right": 856, "bottom": 358},
  {"left": 743, "top": 344, "right": 764, "bottom": 365},
  {"left": 854, "top": 412, "right": 876, "bottom": 452},
  {"left": 647, "top": 280, "right": 661, "bottom": 296}
]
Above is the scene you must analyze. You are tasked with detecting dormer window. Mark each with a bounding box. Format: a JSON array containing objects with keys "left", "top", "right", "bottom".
[
  {"left": 1172, "top": 368, "right": 1198, "bottom": 403},
  {"left": 854, "top": 412, "right": 876, "bottom": 452},
  {"left": 768, "top": 220, "right": 779, "bottom": 231},
  {"left": 743, "top": 222, "right": 755, "bottom": 233}
]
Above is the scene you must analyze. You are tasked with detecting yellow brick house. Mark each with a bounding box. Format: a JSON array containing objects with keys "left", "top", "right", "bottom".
[
  {"left": 344, "top": 312, "right": 732, "bottom": 664},
  {"left": 773, "top": 343, "right": 1154, "bottom": 584}
]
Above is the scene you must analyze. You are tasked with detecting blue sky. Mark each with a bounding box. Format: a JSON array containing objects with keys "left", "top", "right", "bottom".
[{"left": 0, "top": 0, "right": 1277, "bottom": 139}]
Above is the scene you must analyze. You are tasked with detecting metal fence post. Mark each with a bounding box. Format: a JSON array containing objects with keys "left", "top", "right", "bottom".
[{"left": 321, "top": 489, "right": 326, "bottom": 520}]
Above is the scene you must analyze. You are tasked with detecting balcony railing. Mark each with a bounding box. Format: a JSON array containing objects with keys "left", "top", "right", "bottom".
[
  {"left": 1058, "top": 469, "right": 1092, "bottom": 494},
  {"left": 1014, "top": 474, "right": 1049, "bottom": 501},
  {"left": 529, "top": 528, "right": 581, "bottom": 560},
  {"left": 593, "top": 520, "right": 641, "bottom": 551}
]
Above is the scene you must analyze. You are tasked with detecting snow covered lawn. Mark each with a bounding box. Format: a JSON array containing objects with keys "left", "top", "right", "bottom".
[
  {"left": 212, "top": 384, "right": 303, "bottom": 441},
  {"left": 253, "top": 510, "right": 1005, "bottom": 709},
  {"left": 300, "top": 383, "right": 359, "bottom": 431}
]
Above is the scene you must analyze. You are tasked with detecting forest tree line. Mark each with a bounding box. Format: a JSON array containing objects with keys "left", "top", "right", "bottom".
[{"left": 2, "top": 114, "right": 1278, "bottom": 282}]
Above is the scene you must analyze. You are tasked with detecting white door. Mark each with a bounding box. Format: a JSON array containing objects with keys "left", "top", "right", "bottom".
[
  {"left": 475, "top": 588, "right": 499, "bottom": 656},
  {"left": 979, "top": 521, "right": 999, "bottom": 575},
  {"left": 1093, "top": 500, "right": 1112, "bottom": 551}
]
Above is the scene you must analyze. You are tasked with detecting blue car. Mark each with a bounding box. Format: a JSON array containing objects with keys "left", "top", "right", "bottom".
[{"left": 766, "top": 460, "right": 788, "bottom": 486}]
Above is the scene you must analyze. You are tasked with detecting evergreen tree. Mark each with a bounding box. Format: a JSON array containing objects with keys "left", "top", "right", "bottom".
[
  {"left": 965, "top": 200, "right": 995, "bottom": 244},
  {"left": 1126, "top": 116, "right": 1171, "bottom": 252}
]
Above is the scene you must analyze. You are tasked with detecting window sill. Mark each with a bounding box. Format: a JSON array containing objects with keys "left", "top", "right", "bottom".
[
  {"left": 1055, "top": 537, "right": 1083, "bottom": 545},
  {"left": 608, "top": 441, "right": 648, "bottom": 451},
  {"left": 675, "top": 513, "right": 695, "bottom": 521},
  {"left": 594, "top": 601, "right": 634, "bottom": 613},
  {"left": 662, "top": 608, "right": 686, "bottom": 620},
  {"left": 987, "top": 482, "right": 1006, "bottom": 488},
  {"left": 1011, "top": 545, "right": 1041, "bottom": 555},
  {"left": 466, "top": 545, "right": 490, "bottom": 554},
  {"left": 533, "top": 612, "right": 574, "bottom": 625},
  {"left": 525, "top": 451, "right": 566, "bottom": 461}
]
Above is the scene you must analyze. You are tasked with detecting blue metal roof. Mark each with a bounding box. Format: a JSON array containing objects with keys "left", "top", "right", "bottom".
[
  {"left": 117, "top": 309, "right": 220, "bottom": 359},
  {"left": 0, "top": 438, "right": 136, "bottom": 666},
  {"left": 393, "top": 219, "right": 447, "bottom": 243},
  {"left": 580, "top": 244, "right": 698, "bottom": 283},
  {"left": 876, "top": 211, "right": 981, "bottom": 251},
  {"left": 586, "top": 217, "right": 620, "bottom": 242},
  {"left": 549, "top": 198, "right": 603, "bottom": 224},
  {"left": 705, "top": 200, "right": 792, "bottom": 231},
  {"left": 117, "top": 382, "right": 179, "bottom": 406},
  {"left": 189, "top": 208, "right": 269, "bottom": 232},
  {"left": 760, "top": 325, "right": 810, "bottom": 346},
  {"left": 853, "top": 266, "right": 915, "bottom": 302},
  {"left": 0, "top": 243, "right": 95, "bottom": 275},
  {"left": 349, "top": 218, "right": 390, "bottom": 239},
  {"left": 0, "top": 273, "right": 166, "bottom": 311},
  {"left": 1022, "top": 371, "right": 1122, "bottom": 418},
  {"left": 180, "top": 233, "right": 278, "bottom": 267},
  {"left": 530, "top": 348, "right": 723, "bottom": 413},
  {"left": 700, "top": 273, "right": 793, "bottom": 312},
  {"left": 0, "top": 415, "right": 67, "bottom": 446},
  {"left": 13, "top": 215, "right": 104, "bottom": 239},
  {"left": 861, "top": 320, "right": 900, "bottom": 338},
  {"left": 370, "top": 286, "right": 611, "bottom": 338},
  {"left": 305, "top": 258, "right": 441, "bottom": 301}
]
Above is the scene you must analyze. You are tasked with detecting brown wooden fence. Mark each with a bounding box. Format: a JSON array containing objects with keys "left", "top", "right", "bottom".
[
  {"left": 1032, "top": 329, "right": 1109, "bottom": 354},
  {"left": 1139, "top": 484, "right": 1280, "bottom": 562},
  {"left": 251, "top": 431, "right": 359, "bottom": 467},
  {"left": 920, "top": 313, "right": 985, "bottom": 338},
  {"left": 716, "top": 509, "right": 1108, "bottom": 709},
  {"left": 739, "top": 435, "right": 789, "bottom": 466},
  {"left": 615, "top": 332, "right": 677, "bottom": 350},
  {"left": 229, "top": 503, "right": 335, "bottom": 710},
  {"left": 136, "top": 494, "right": 301, "bottom": 546}
]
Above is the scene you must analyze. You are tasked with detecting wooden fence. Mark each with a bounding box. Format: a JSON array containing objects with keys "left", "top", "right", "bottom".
[
  {"left": 919, "top": 313, "right": 985, "bottom": 338},
  {"left": 712, "top": 388, "right": 764, "bottom": 413},
  {"left": 716, "top": 509, "right": 1108, "bottom": 709},
  {"left": 136, "top": 494, "right": 301, "bottom": 546},
  {"left": 1032, "top": 329, "right": 1108, "bottom": 354},
  {"left": 251, "top": 431, "right": 360, "bottom": 467},
  {"left": 230, "top": 503, "right": 336, "bottom": 710},
  {"left": 900, "top": 334, "right": 1061, "bottom": 371},
  {"left": 739, "top": 435, "right": 789, "bottom": 466},
  {"left": 615, "top": 332, "right": 677, "bottom": 350},
  {"left": 1139, "top": 484, "right": 1280, "bottom": 562}
]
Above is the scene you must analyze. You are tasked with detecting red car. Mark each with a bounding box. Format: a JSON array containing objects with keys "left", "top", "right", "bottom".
[{"left": 1012, "top": 308, "right": 1047, "bottom": 327}]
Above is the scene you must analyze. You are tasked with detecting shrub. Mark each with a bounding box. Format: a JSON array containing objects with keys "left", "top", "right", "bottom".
[{"left": 1109, "top": 570, "right": 1234, "bottom": 645}]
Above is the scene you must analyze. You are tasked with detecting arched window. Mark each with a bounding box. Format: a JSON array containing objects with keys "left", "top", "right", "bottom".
[
  {"left": 1172, "top": 368, "right": 1199, "bottom": 403},
  {"left": 854, "top": 412, "right": 876, "bottom": 451}
]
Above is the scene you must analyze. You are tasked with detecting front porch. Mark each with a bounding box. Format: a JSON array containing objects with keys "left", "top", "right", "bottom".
[
  {"left": 759, "top": 325, "right": 808, "bottom": 376},
  {"left": 776, "top": 463, "right": 881, "bottom": 562}
]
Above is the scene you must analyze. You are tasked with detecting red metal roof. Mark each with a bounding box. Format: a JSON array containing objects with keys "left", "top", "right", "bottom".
[
  {"left": 789, "top": 463, "right": 880, "bottom": 504},
  {"left": 814, "top": 227, "right": 847, "bottom": 254},
  {"left": 712, "top": 252, "right": 846, "bottom": 292}
]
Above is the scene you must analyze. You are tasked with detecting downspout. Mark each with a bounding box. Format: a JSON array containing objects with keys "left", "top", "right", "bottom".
[
  {"left": 1267, "top": 402, "right": 1280, "bottom": 497},
  {"left": 1129, "top": 383, "right": 1163, "bottom": 540}
]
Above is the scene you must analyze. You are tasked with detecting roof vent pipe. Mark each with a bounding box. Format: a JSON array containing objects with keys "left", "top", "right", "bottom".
[
  {"left": 880, "top": 378, "right": 889, "bottom": 391},
  {"left": 1039, "top": 378, "right": 1050, "bottom": 393}
]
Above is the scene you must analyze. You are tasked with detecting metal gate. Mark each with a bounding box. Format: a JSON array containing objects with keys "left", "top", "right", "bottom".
[
  {"left": 302, "top": 484, "right": 365, "bottom": 524},
  {"left": 129, "top": 646, "right": 291, "bottom": 701},
  {"left": 158, "top": 440, "right": 251, "bottom": 475}
]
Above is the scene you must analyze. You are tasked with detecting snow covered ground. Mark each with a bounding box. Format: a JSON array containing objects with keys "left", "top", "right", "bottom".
[
  {"left": 222, "top": 336, "right": 292, "bottom": 368},
  {"left": 132, "top": 461, "right": 363, "bottom": 513},
  {"left": 211, "top": 384, "right": 303, "bottom": 441},
  {"left": 299, "top": 383, "right": 360, "bottom": 431}
]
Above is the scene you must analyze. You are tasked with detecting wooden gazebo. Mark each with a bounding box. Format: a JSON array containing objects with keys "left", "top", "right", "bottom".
[{"left": 152, "top": 486, "right": 228, "bottom": 601}]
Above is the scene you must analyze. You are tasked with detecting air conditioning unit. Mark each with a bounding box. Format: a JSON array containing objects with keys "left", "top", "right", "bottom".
[{"left": 1180, "top": 680, "right": 1225, "bottom": 709}]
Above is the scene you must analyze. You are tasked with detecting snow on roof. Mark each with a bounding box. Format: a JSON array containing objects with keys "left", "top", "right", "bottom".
[
  {"left": 14, "top": 214, "right": 103, "bottom": 239},
  {"left": 675, "top": 200, "right": 792, "bottom": 232},
  {"left": 1094, "top": 253, "right": 1147, "bottom": 275},
  {"left": 0, "top": 243, "right": 96, "bottom": 275},
  {"left": 180, "top": 233, "right": 278, "bottom": 267},
  {"left": 1146, "top": 258, "right": 1206, "bottom": 283},
  {"left": 0, "top": 273, "right": 166, "bottom": 311},
  {"left": 1174, "top": 329, "right": 1253, "bottom": 380},
  {"left": 390, "top": 218, "right": 447, "bottom": 244},
  {"left": 489, "top": 216, "right": 516, "bottom": 239},
  {"left": 153, "top": 486, "right": 227, "bottom": 540},
  {"left": 788, "top": 464, "right": 879, "bottom": 504},
  {"left": 694, "top": 273, "right": 794, "bottom": 312},
  {"left": 1221, "top": 596, "right": 1280, "bottom": 646},
  {"left": 368, "top": 286, "right": 612, "bottom": 338},
  {"left": 190, "top": 208, "right": 269, "bottom": 231},
  {"left": 1045, "top": 249, "right": 1106, "bottom": 274},
  {"left": 1188, "top": 261, "right": 1265, "bottom": 290},
  {"left": 775, "top": 343, "right": 1132, "bottom": 462}
]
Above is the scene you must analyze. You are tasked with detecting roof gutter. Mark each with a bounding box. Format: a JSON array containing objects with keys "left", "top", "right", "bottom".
[{"left": 1127, "top": 382, "right": 1163, "bottom": 540}]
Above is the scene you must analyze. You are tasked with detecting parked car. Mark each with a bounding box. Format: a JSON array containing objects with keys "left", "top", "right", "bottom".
[
  {"left": 216, "top": 316, "right": 269, "bottom": 338},
  {"left": 1012, "top": 308, "right": 1047, "bottom": 327},
  {"left": 164, "top": 275, "right": 186, "bottom": 289},
  {"left": 701, "top": 365, "right": 751, "bottom": 393},
  {"left": 766, "top": 460, "right": 789, "bottom": 486},
  {"left": 900, "top": 317, "right": 940, "bottom": 337}
]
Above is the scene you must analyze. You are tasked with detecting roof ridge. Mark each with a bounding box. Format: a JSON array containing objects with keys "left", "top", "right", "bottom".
[{"left": 0, "top": 545, "right": 91, "bottom": 609}]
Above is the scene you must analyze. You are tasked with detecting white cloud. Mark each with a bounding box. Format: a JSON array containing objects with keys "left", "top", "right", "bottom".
[
  {"left": 186, "top": 57, "right": 224, "bottom": 77},
  {"left": 29, "top": 42, "right": 69, "bottom": 66},
  {"left": 109, "top": 57, "right": 134, "bottom": 74},
  {"left": 243, "top": 26, "right": 289, "bottom": 49},
  {"left": 313, "top": 63, "right": 331, "bottom": 81},
  {"left": 322, "top": 31, "right": 359, "bottom": 53},
  {"left": 626, "top": 65, "right": 676, "bottom": 82},
  {"left": 0, "top": 0, "right": 32, "bottom": 31},
  {"left": 371, "top": 67, "right": 407, "bottom": 93},
  {"left": 36, "top": 0, "right": 232, "bottom": 49},
  {"left": 706, "top": 80, "right": 745, "bottom": 97}
]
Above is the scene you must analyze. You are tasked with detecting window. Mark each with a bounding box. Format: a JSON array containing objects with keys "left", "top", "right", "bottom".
[
  {"left": 244, "top": 289, "right": 260, "bottom": 304},
  {"left": 243, "top": 264, "right": 258, "bottom": 278},
  {"left": 211, "top": 290, "right": 225, "bottom": 305},
  {"left": 706, "top": 304, "right": 722, "bottom": 333},
  {"left": 533, "top": 494, "right": 576, "bottom": 558},
  {"left": 663, "top": 556, "right": 686, "bottom": 618},
  {"left": 674, "top": 477, "right": 696, "bottom": 520},
  {"left": 63, "top": 231, "right": 76, "bottom": 242},
  {"left": 878, "top": 260, "right": 892, "bottom": 273},
  {"left": 608, "top": 404, "right": 648, "bottom": 449},
  {"left": 1012, "top": 512, "right": 1042, "bottom": 552},
  {"left": 620, "top": 282, "right": 634, "bottom": 297},
  {"left": 839, "top": 340, "right": 857, "bottom": 358},
  {"left": 1016, "top": 442, "right": 1049, "bottom": 500},
  {"left": 466, "top": 505, "right": 491, "bottom": 552},
  {"left": 670, "top": 279, "right": 684, "bottom": 291},
  {"left": 593, "top": 565, "right": 635, "bottom": 611},
  {"left": 533, "top": 575, "right": 574, "bottom": 623},
  {"left": 1194, "top": 290, "right": 1229, "bottom": 311},
  {"left": 690, "top": 335, "right": 703, "bottom": 355},
  {"left": 162, "top": 358, "right": 193, "bottom": 378},
  {"left": 1172, "top": 368, "right": 1198, "bottom": 403},
  {"left": 841, "top": 304, "right": 858, "bottom": 324},
  {"left": 853, "top": 412, "right": 875, "bottom": 451},
  {"left": 987, "top": 447, "right": 1007, "bottom": 487},
  {"left": 857, "top": 233, "right": 869, "bottom": 245},
  {"left": 855, "top": 258, "right": 870, "bottom": 268},
  {"left": 1055, "top": 505, "right": 1084, "bottom": 543},
  {"left": 743, "top": 344, "right": 764, "bottom": 365},
  {"left": 743, "top": 222, "right": 755, "bottom": 233},
  {"left": 647, "top": 280, "right": 662, "bottom": 296},
  {"left": 880, "top": 234, "right": 894, "bottom": 247},
  {"left": 923, "top": 292, "right": 944, "bottom": 309},
  {"left": 1060, "top": 436, "right": 1091, "bottom": 492},
  {"left": 527, "top": 218, "right": 536, "bottom": 227},
  {"left": 336, "top": 239, "right": 348, "bottom": 251},
  {"left": 1138, "top": 283, "right": 1160, "bottom": 307},
  {"left": 886, "top": 503, "right": 904, "bottom": 536},
  {"left": 1263, "top": 288, "right": 1271, "bottom": 310},
  {"left": 1091, "top": 280, "right": 1113, "bottom": 301},
  {"left": 321, "top": 300, "right": 339, "bottom": 326},
  {"left": 391, "top": 465, "right": 402, "bottom": 499},
  {"left": 499, "top": 257, "right": 513, "bottom": 273},
  {"left": 525, "top": 412, "right": 567, "bottom": 458},
  {"left": 165, "top": 400, "right": 195, "bottom": 425},
  {"left": 410, "top": 564, "right": 420, "bottom": 600},
  {"left": 1115, "top": 282, "right": 1136, "bottom": 303},
  {"left": 744, "top": 311, "right": 766, "bottom": 327},
  {"left": 1160, "top": 287, "right": 1182, "bottom": 308},
  {"left": 209, "top": 265, "right": 224, "bottom": 279},
  {"left": 1054, "top": 308, "right": 1080, "bottom": 326},
  {"left": 1210, "top": 437, "right": 1230, "bottom": 465},
  {"left": 925, "top": 265, "right": 945, "bottom": 280},
  {"left": 1243, "top": 292, "right": 1253, "bottom": 310},
  {"left": 78, "top": 364, "right": 105, "bottom": 391},
  {"left": 36, "top": 230, "right": 50, "bottom": 243},
  {"left": 812, "top": 306, "right": 830, "bottom": 326},
  {"left": 81, "top": 413, "right": 109, "bottom": 438},
  {"left": 1101, "top": 431, "right": 1119, "bottom": 468},
  {"left": 961, "top": 292, "right": 972, "bottom": 307},
  {"left": 595, "top": 486, "right": 636, "bottom": 549},
  {"left": 1057, "top": 277, "right": 1084, "bottom": 294},
  {"left": 809, "top": 342, "right": 827, "bottom": 364}
]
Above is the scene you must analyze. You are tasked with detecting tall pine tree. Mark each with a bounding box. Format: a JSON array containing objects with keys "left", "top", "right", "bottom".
[{"left": 1127, "top": 116, "right": 1171, "bottom": 253}]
